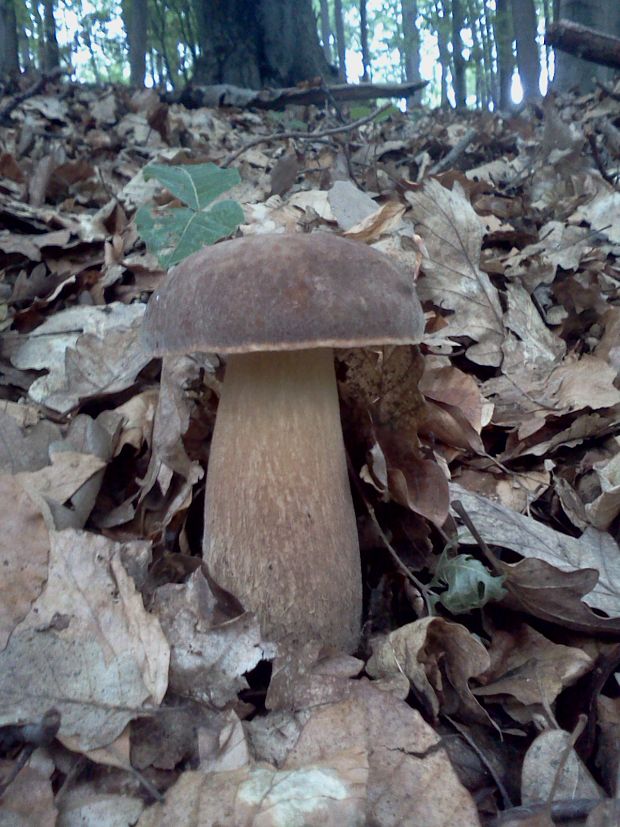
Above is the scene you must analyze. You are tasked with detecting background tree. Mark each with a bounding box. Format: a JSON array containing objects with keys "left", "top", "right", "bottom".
[
  {"left": 42, "top": 0, "right": 60, "bottom": 71},
  {"left": 0, "top": 0, "right": 20, "bottom": 79},
  {"left": 333, "top": 0, "right": 347, "bottom": 81},
  {"left": 401, "top": 0, "right": 423, "bottom": 106},
  {"left": 191, "top": 0, "right": 332, "bottom": 88},
  {"left": 494, "top": 0, "right": 514, "bottom": 110},
  {"left": 359, "top": 0, "right": 370, "bottom": 81},
  {"left": 123, "top": 0, "right": 148, "bottom": 87},
  {"left": 319, "top": 0, "right": 332, "bottom": 63},
  {"left": 451, "top": 0, "right": 466, "bottom": 107},
  {"left": 511, "top": 0, "right": 540, "bottom": 101}
]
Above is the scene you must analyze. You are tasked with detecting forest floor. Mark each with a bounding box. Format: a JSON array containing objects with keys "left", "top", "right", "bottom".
[{"left": 0, "top": 76, "right": 619, "bottom": 826}]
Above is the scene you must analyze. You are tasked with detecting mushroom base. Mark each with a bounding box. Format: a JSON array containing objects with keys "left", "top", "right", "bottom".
[{"left": 203, "top": 348, "right": 362, "bottom": 652}]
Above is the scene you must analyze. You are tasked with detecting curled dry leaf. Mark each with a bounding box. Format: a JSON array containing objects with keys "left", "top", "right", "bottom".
[
  {"left": 474, "top": 624, "right": 593, "bottom": 714},
  {"left": 366, "top": 617, "right": 491, "bottom": 724},
  {"left": 10, "top": 303, "right": 149, "bottom": 413},
  {"left": 0, "top": 529, "right": 169, "bottom": 755},
  {"left": 137, "top": 750, "right": 369, "bottom": 827}
]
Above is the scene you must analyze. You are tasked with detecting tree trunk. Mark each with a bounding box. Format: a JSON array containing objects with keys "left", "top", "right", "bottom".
[
  {"left": 494, "top": 0, "right": 514, "bottom": 110},
  {"left": 124, "top": 0, "right": 148, "bottom": 87},
  {"left": 401, "top": 0, "right": 422, "bottom": 106},
  {"left": 553, "top": 0, "right": 620, "bottom": 92},
  {"left": 435, "top": 0, "right": 450, "bottom": 106},
  {"left": 360, "top": 0, "right": 370, "bottom": 81},
  {"left": 192, "top": 0, "right": 331, "bottom": 88},
  {"left": 451, "top": 0, "right": 466, "bottom": 107},
  {"left": 0, "top": 0, "right": 20, "bottom": 79},
  {"left": 511, "top": 0, "right": 540, "bottom": 101},
  {"left": 319, "top": 0, "right": 332, "bottom": 63},
  {"left": 334, "top": 0, "right": 347, "bottom": 82},
  {"left": 42, "top": 0, "right": 60, "bottom": 72}
]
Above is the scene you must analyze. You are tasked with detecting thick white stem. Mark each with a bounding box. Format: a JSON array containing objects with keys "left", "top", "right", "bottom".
[{"left": 203, "top": 349, "right": 361, "bottom": 651}]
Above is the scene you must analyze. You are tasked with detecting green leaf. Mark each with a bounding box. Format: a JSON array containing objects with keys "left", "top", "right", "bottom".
[
  {"left": 431, "top": 550, "right": 506, "bottom": 614},
  {"left": 143, "top": 163, "right": 241, "bottom": 210},
  {"left": 136, "top": 200, "right": 244, "bottom": 268},
  {"left": 136, "top": 162, "right": 244, "bottom": 267}
]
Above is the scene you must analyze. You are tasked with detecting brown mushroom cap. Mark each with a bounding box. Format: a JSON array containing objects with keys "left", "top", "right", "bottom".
[{"left": 141, "top": 232, "right": 424, "bottom": 355}]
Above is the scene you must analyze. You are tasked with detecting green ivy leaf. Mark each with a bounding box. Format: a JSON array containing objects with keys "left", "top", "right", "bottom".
[
  {"left": 143, "top": 163, "right": 241, "bottom": 210},
  {"left": 136, "top": 163, "right": 244, "bottom": 267},
  {"left": 431, "top": 550, "right": 506, "bottom": 614}
]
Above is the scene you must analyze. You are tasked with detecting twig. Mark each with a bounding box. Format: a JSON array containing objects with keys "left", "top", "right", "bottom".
[
  {"left": 429, "top": 127, "right": 478, "bottom": 175},
  {"left": 222, "top": 102, "right": 392, "bottom": 167},
  {"left": 442, "top": 713, "right": 513, "bottom": 809},
  {"left": 0, "top": 67, "right": 64, "bottom": 123},
  {"left": 345, "top": 452, "right": 434, "bottom": 615},
  {"left": 490, "top": 797, "right": 614, "bottom": 825}
]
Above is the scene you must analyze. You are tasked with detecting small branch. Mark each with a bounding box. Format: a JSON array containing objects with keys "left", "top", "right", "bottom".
[
  {"left": 545, "top": 20, "right": 620, "bottom": 70},
  {"left": 222, "top": 102, "right": 392, "bottom": 167},
  {"left": 429, "top": 127, "right": 478, "bottom": 175}
]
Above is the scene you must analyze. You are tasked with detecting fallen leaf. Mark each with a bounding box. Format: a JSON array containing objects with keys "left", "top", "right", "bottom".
[
  {"left": 407, "top": 178, "right": 504, "bottom": 366},
  {"left": 0, "top": 529, "right": 169, "bottom": 754},
  {"left": 367, "top": 617, "right": 491, "bottom": 724}
]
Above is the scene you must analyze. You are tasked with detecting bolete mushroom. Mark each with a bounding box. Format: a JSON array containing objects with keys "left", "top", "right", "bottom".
[{"left": 142, "top": 233, "right": 424, "bottom": 651}]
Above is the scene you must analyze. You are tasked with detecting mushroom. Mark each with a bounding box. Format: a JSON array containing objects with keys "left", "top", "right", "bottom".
[{"left": 141, "top": 233, "right": 424, "bottom": 651}]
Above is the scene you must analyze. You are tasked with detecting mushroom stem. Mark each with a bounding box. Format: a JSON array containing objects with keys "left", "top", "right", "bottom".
[{"left": 203, "top": 348, "right": 362, "bottom": 651}]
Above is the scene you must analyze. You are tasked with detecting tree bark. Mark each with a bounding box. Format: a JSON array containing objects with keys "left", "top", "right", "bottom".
[
  {"left": 319, "top": 0, "right": 332, "bottom": 63},
  {"left": 435, "top": 0, "right": 450, "bottom": 106},
  {"left": 360, "top": 0, "right": 370, "bottom": 81},
  {"left": 552, "top": 0, "right": 620, "bottom": 92},
  {"left": 546, "top": 19, "right": 620, "bottom": 70},
  {"left": 451, "top": 0, "right": 467, "bottom": 107},
  {"left": 494, "top": 0, "right": 514, "bottom": 110},
  {"left": 192, "top": 0, "right": 331, "bottom": 88},
  {"left": 0, "top": 0, "right": 20, "bottom": 79},
  {"left": 42, "top": 0, "right": 60, "bottom": 72},
  {"left": 334, "top": 0, "right": 347, "bottom": 82},
  {"left": 401, "top": 0, "right": 422, "bottom": 106},
  {"left": 124, "top": 0, "right": 148, "bottom": 87},
  {"left": 511, "top": 0, "right": 540, "bottom": 101}
]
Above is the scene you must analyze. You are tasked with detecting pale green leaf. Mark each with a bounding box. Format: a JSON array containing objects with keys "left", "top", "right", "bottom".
[
  {"left": 143, "top": 163, "right": 241, "bottom": 210},
  {"left": 431, "top": 550, "right": 506, "bottom": 614}
]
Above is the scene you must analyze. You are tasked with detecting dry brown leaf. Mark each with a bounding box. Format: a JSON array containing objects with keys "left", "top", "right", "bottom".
[
  {"left": 56, "top": 787, "right": 145, "bottom": 827},
  {"left": 0, "top": 474, "right": 49, "bottom": 649},
  {"left": 137, "top": 750, "right": 368, "bottom": 827},
  {"left": 285, "top": 682, "right": 481, "bottom": 827},
  {"left": 10, "top": 303, "right": 148, "bottom": 413},
  {"left": 0, "top": 752, "right": 57, "bottom": 826},
  {"left": 451, "top": 483, "right": 620, "bottom": 619},
  {"left": 367, "top": 617, "right": 491, "bottom": 724},
  {"left": 0, "top": 529, "right": 169, "bottom": 754},
  {"left": 153, "top": 569, "right": 276, "bottom": 707},
  {"left": 521, "top": 730, "right": 603, "bottom": 806},
  {"left": 406, "top": 178, "right": 504, "bottom": 366},
  {"left": 474, "top": 624, "right": 593, "bottom": 712}
]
